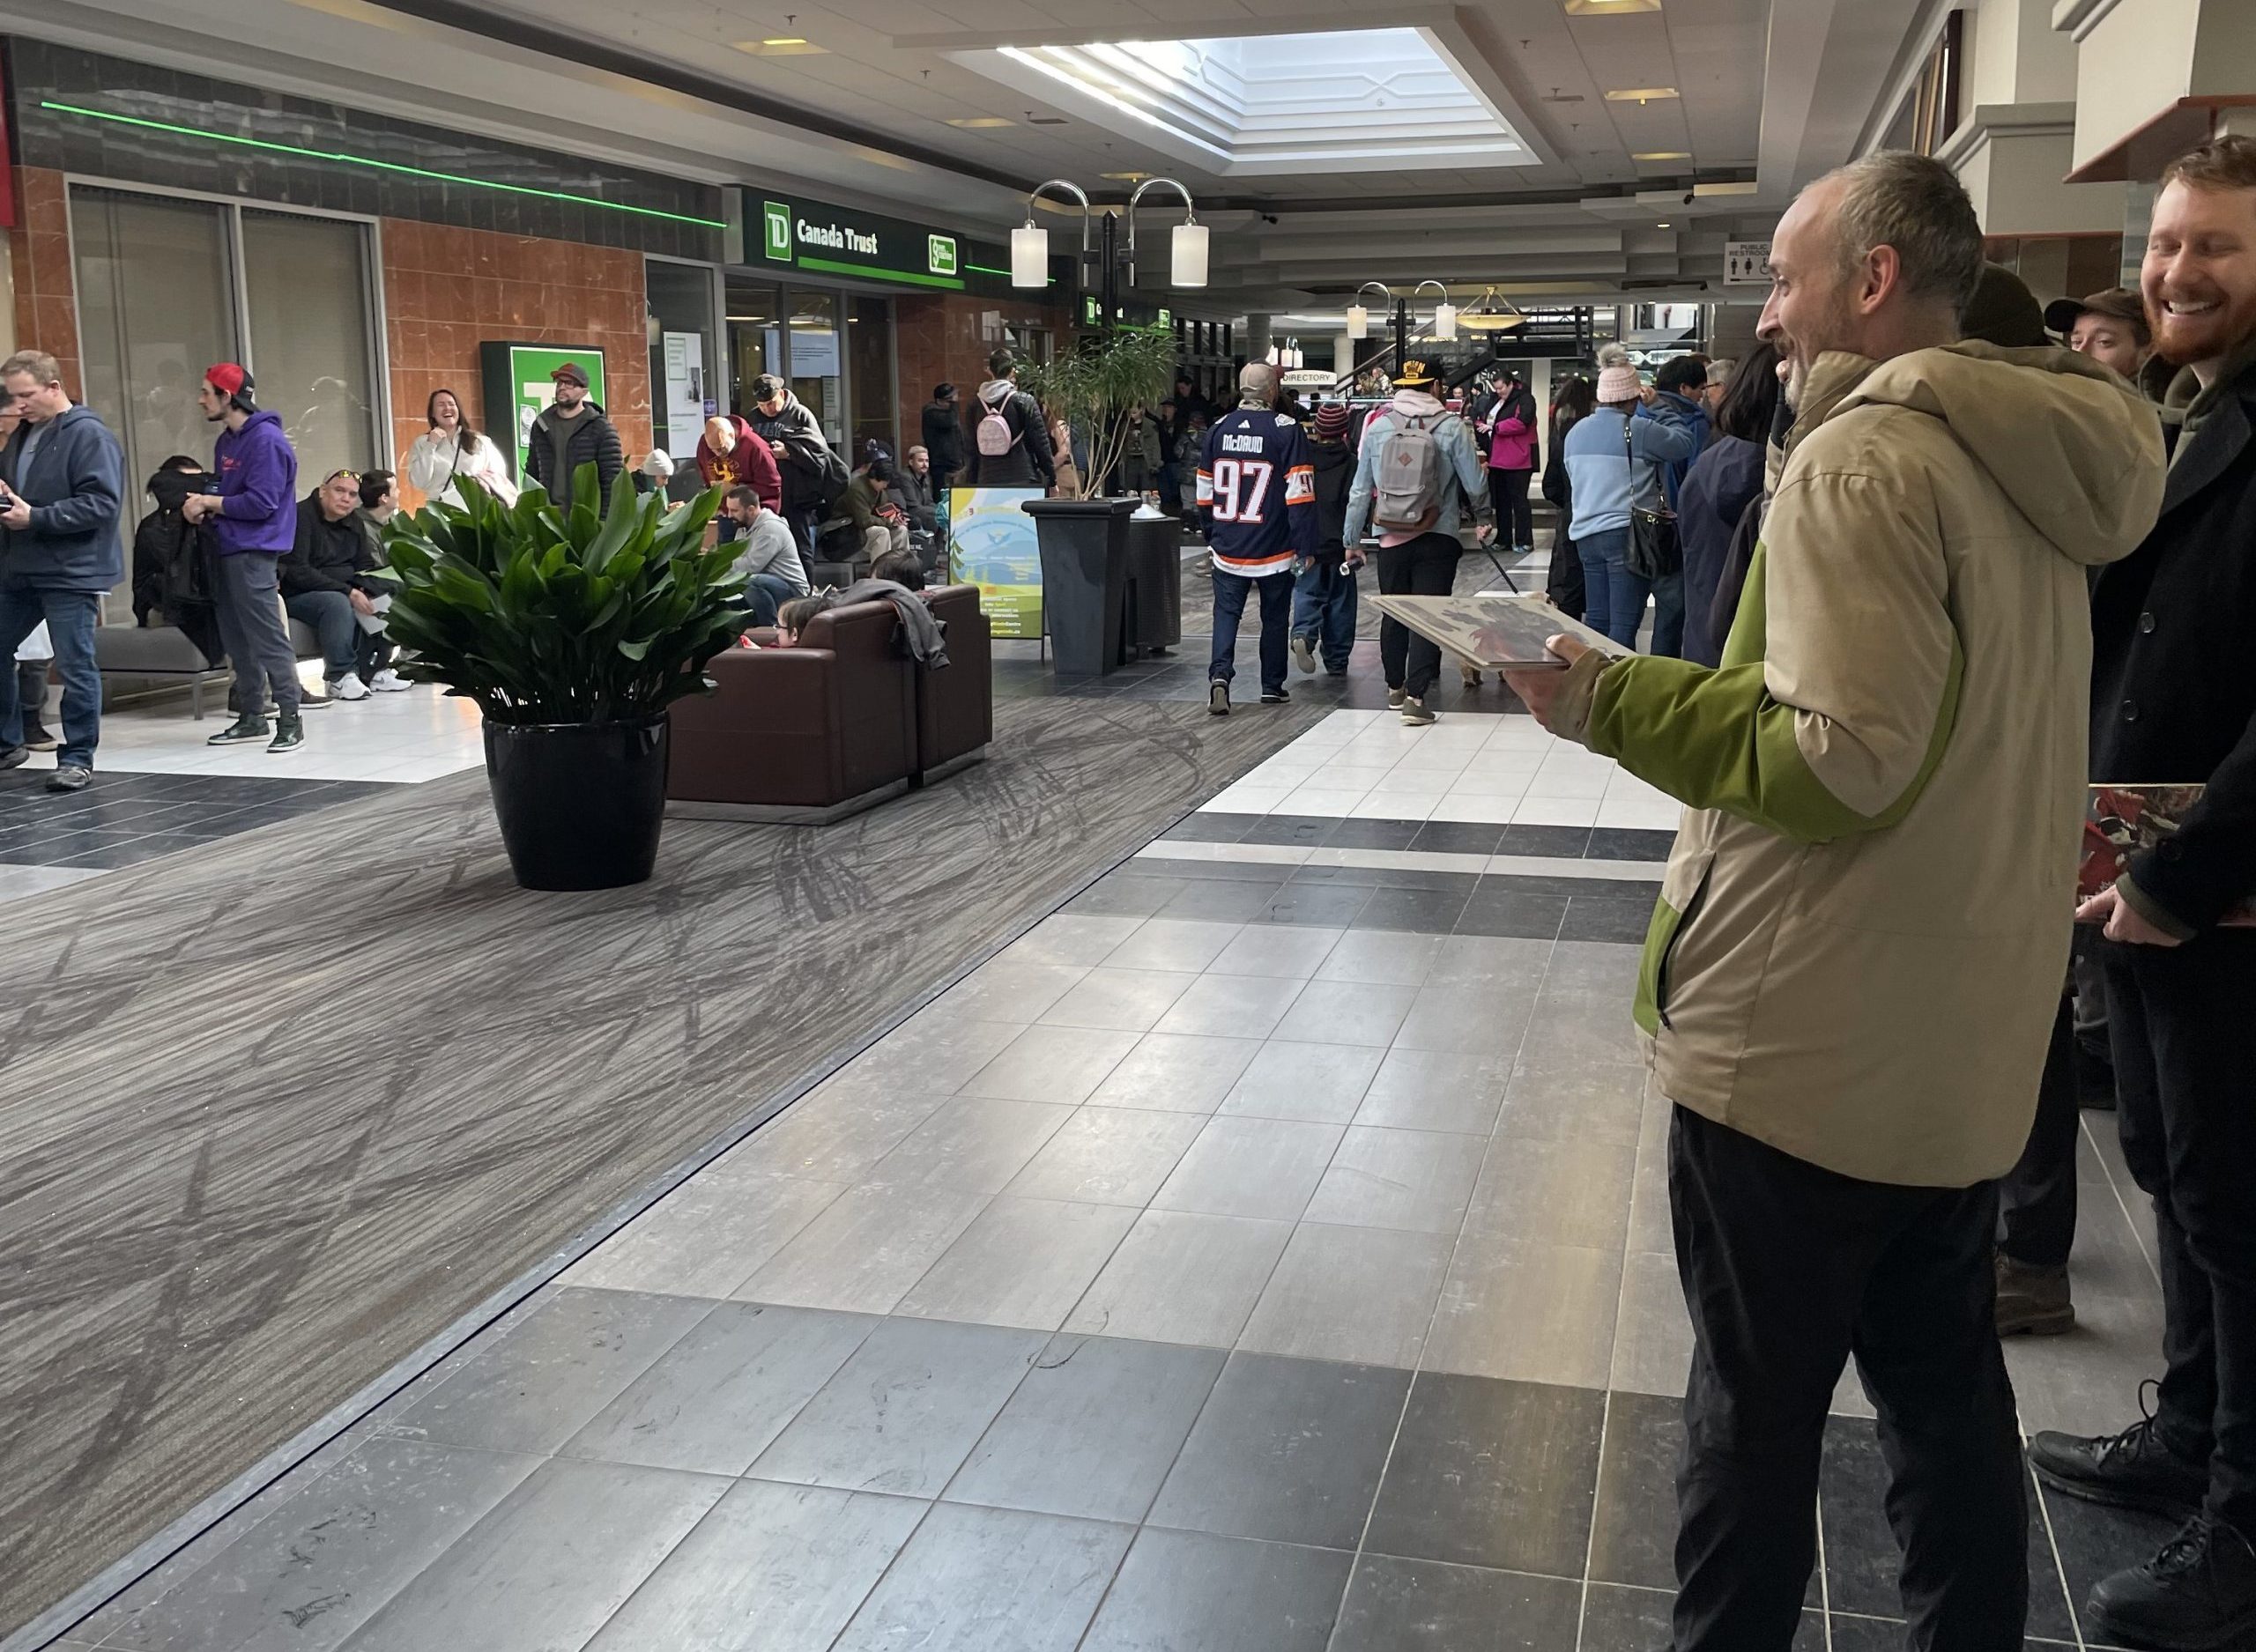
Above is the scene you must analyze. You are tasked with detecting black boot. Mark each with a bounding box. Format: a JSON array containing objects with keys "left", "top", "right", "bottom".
[
  {"left": 2030, "top": 1391, "right": 2208, "bottom": 1520},
  {"left": 2091, "top": 1516, "right": 2256, "bottom": 1650}
]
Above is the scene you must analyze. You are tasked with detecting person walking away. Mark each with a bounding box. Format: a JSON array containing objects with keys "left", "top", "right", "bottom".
[
  {"left": 1200, "top": 362, "right": 1317, "bottom": 715},
  {"left": 1485, "top": 370, "right": 1540, "bottom": 554},
  {"left": 522, "top": 362, "right": 622, "bottom": 503},
  {"left": 747, "top": 373, "right": 844, "bottom": 566},
  {"left": 718, "top": 486, "right": 809, "bottom": 626},
  {"left": 920, "top": 383, "right": 966, "bottom": 500},
  {"left": 184, "top": 364, "right": 306, "bottom": 752},
  {"left": 0, "top": 352, "right": 122, "bottom": 790},
  {"left": 2028, "top": 134, "right": 2256, "bottom": 1651},
  {"left": 404, "top": 387, "right": 517, "bottom": 508},
  {"left": 1676, "top": 344, "right": 1780, "bottom": 667},
  {"left": 1541, "top": 375, "right": 1594, "bottom": 622},
  {"left": 281, "top": 469, "right": 391, "bottom": 701},
  {"left": 965, "top": 350, "right": 1057, "bottom": 493},
  {"left": 1501, "top": 151, "right": 2164, "bottom": 1650},
  {"left": 695, "top": 412, "right": 782, "bottom": 535},
  {"left": 1562, "top": 348, "right": 1695, "bottom": 649},
  {"left": 1343, "top": 360, "right": 1495, "bottom": 724},
  {"left": 1289, "top": 401, "right": 1359, "bottom": 678},
  {"left": 1636, "top": 354, "right": 1712, "bottom": 657}
]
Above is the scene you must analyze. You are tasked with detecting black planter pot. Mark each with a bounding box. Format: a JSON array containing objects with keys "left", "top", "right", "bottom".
[
  {"left": 1026, "top": 496, "right": 1138, "bottom": 677},
  {"left": 483, "top": 716, "right": 669, "bottom": 891}
]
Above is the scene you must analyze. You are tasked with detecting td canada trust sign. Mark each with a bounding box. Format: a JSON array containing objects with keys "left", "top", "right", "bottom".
[{"left": 757, "top": 194, "right": 963, "bottom": 289}]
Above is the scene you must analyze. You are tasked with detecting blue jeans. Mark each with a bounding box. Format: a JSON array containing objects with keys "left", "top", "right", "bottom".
[
  {"left": 744, "top": 572, "right": 799, "bottom": 627},
  {"left": 286, "top": 589, "right": 361, "bottom": 679},
  {"left": 0, "top": 583, "right": 101, "bottom": 768},
  {"left": 1578, "top": 527, "right": 1651, "bottom": 648},
  {"left": 1209, "top": 567, "right": 1293, "bottom": 693},
  {"left": 1292, "top": 553, "right": 1357, "bottom": 672}
]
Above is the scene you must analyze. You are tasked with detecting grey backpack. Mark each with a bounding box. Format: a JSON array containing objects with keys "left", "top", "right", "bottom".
[{"left": 1372, "top": 411, "right": 1445, "bottom": 534}]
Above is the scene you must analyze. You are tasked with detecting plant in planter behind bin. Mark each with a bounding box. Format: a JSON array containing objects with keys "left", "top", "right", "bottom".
[
  {"left": 1012, "top": 327, "right": 1179, "bottom": 500},
  {"left": 380, "top": 464, "right": 750, "bottom": 890}
]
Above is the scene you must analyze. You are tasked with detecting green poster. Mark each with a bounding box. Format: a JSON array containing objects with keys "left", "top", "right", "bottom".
[
  {"left": 948, "top": 485, "right": 1046, "bottom": 639},
  {"left": 494, "top": 345, "right": 605, "bottom": 483}
]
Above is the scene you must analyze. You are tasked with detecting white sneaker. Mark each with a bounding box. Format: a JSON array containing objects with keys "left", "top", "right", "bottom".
[
  {"left": 328, "top": 672, "right": 372, "bottom": 701},
  {"left": 367, "top": 670, "right": 413, "bottom": 693}
]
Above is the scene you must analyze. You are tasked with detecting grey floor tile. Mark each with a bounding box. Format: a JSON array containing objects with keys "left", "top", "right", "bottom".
[
  {"left": 381, "top": 1288, "right": 711, "bottom": 1456},
  {"left": 831, "top": 1502, "right": 1132, "bottom": 1652},
  {"left": 1151, "top": 1115, "right": 1346, "bottom": 1222},
  {"left": 1255, "top": 883, "right": 1376, "bottom": 928},
  {"left": 1494, "top": 1059, "right": 1648, "bottom": 1147},
  {"left": 1586, "top": 1389, "right": 1681, "bottom": 1589},
  {"left": 939, "top": 959, "right": 1094, "bottom": 1024},
  {"left": 943, "top": 1333, "right": 1225, "bottom": 1522},
  {"left": 1315, "top": 929, "right": 1444, "bottom": 988},
  {"left": 1148, "top": 1352, "right": 1410, "bottom": 1550},
  {"left": 1272, "top": 980, "right": 1421, "bottom": 1048},
  {"left": 831, "top": 1016, "right": 1030, "bottom": 1100},
  {"left": 733, "top": 1182, "right": 993, "bottom": 1315},
  {"left": 893, "top": 1196, "right": 1139, "bottom": 1330},
  {"left": 580, "top": 1481, "right": 925, "bottom": 1652},
  {"left": 1101, "top": 917, "right": 1246, "bottom": 973},
  {"left": 1210, "top": 924, "right": 1344, "bottom": 980},
  {"left": 1578, "top": 1585, "right": 1830, "bottom": 1652},
  {"left": 865, "top": 1096, "right": 1075, "bottom": 1194},
  {"left": 1005, "top": 914, "right": 1149, "bottom": 967},
  {"left": 1354, "top": 885, "right": 1475, "bottom": 936},
  {"left": 1463, "top": 1135, "right": 1636, "bottom": 1250},
  {"left": 332, "top": 1457, "right": 730, "bottom": 1652},
  {"left": 1037, "top": 967, "right": 1202, "bottom": 1033},
  {"left": 1162, "top": 878, "right": 1293, "bottom": 922},
  {"left": 560, "top": 1171, "right": 850, "bottom": 1299},
  {"left": 1065, "top": 1209, "right": 1295, "bottom": 1346},
  {"left": 1236, "top": 1223, "right": 1452, "bottom": 1368},
  {"left": 1078, "top": 1528, "right": 1353, "bottom": 1652},
  {"left": 1391, "top": 984, "right": 1538, "bottom": 1056},
  {"left": 1515, "top": 993, "right": 1646, "bottom": 1070},
  {"left": 1366, "top": 1372, "right": 1606, "bottom": 1577},
  {"left": 1153, "top": 973, "right": 1310, "bottom": 1039},
  {"left": 1087, "top": 1032, "right": 1265, "bottom": 1114},
  {"left": 1422, "top": 934, "right": 1554, "bottom": 988},
  {"left": 1330, "top": 1553, "right": 1584, "bottom": 1650},
  {"left": 1422, "top": 1233, "right": 1623, "bottom": 1389},
  {"left": 1540, "top": 938, "right": 1644, "bottom": 997},
  {"left": 722, "top": 1088, "right": 954, "bottom": 1182},
  {"left": 1609, "top": 1248, "right": 1694, "bottom": 1397},
  {"left": 750, "top": 1315, "right": 1046, "bottom": 1498},
  {"left": 1220, "top": 1040, "right": 1387, "bottom": 1124},
  {"left": 1353, "top": 1048, "right": 1513, "bottom": 1136},
  {"left": 1303, "top": 1127, "right": 1484, "bottom": 1234},
  {"left": 560, "top": 1302, "right": 877, "bottom": 1474},
  {"left": 958, "top": 1025, "right": 1144, "bottom": 1104},
  {"left": 98, "top": 1438, "right": 540, "bottom": 1652},
  {"left": 1003, "top": 1106, "right": 1206, "bottom": 1205},
  {"left": 1071, "top": 873, "right": 1192, "bottom": 918}
]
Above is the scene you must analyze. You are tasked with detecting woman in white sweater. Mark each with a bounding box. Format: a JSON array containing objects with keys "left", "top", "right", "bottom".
[{"left": 404, "top": 388, "right": 519, "bottom": 508}]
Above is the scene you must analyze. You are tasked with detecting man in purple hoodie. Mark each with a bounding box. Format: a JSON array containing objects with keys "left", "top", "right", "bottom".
[{"left": 183, "top": 364, "right": 305, "bottom": 752}]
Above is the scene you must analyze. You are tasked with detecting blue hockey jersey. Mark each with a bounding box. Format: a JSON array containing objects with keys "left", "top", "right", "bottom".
[{"left": 1197, "top": 408, "right": 1318, "bottom": 577}]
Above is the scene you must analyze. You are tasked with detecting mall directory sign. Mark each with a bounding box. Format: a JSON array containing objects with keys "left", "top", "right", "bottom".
[
  {"left": 479, "top": 342, "right": 608, "bottom": 484},
  {"left": 739, "top": 189, "right": 1053, "bottom": 297}
]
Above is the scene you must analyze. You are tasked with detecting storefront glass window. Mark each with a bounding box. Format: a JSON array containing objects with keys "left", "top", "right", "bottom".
[
  {"left": 242, "top": 209, "right": 380, "bottom": 493},
  {"left": 645, "top": 260, "right": 716, "bottom": 499},
  {"left": 788, "top": 288, "right": 844, "bottom": 451},
  {"left": 724, "top": 274, "right": 783, "bottom": 417},
  {"left": 847, "top": 295, "right": 894, "bottom": 462}
]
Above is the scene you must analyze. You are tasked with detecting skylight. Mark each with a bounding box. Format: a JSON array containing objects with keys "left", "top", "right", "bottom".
[{"left": 954, "top": 28, "right": 1535, "bottom": 177}]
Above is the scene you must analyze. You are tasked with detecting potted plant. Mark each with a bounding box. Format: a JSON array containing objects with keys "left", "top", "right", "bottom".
[
  {"left": 379, "top": 466, "right": 750, "bottom": 891},
  {"left": 1014, "top": 327, "right": 1180, "bottom": 675}
]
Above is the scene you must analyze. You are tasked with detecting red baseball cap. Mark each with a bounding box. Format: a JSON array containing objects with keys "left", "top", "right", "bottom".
[{"left": 204, "top": 362, "right": 250, "bottom": 396}]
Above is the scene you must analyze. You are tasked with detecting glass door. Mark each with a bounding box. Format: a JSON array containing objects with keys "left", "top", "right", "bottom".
[
  {"left": 847, "top": 295, "right": 896, "bottom": 461},
  {"left": 241, "top": 209, "right": 381, "bottom": 493},
  {"left": 787, "top": 287, "right": 845, "bottom": 455},
  {"left": 724, "top": 274, "right": 784, "bottom": 419}
]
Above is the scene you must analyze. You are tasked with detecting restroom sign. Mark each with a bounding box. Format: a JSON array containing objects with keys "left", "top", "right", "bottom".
[{"left": 1725, "top": 240, "right": 1772, "bottom": 285}]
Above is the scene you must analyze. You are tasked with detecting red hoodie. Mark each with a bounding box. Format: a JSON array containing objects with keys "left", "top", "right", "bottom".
[{"left": 695, "top": 416, "right": 782, "bottom": 513}]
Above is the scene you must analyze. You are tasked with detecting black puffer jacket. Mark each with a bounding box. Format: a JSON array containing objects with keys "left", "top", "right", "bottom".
[
  {"left": 524, "top": 400, "right": 623, "bottom": 500},
  {"left": 279, "top": 494, "right": 383, "bottom": 598}
]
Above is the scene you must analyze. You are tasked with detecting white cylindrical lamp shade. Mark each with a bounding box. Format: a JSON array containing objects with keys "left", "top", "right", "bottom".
[
  {"left": 1011, "top": 225, "right": 1050, "bottom": 288},
  {"left": 1345, "top": 304, "right": 1369, "bottom": 340},
  {"left": 1434, "top": 302, "right": 1458, "bottom": 341},
  {"left": 1170, "top": 221, "right": 1210, "bottom": 288}
]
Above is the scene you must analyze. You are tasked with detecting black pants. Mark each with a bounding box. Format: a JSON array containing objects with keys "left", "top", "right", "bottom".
[
  {"left": 1377, "top": 533, "right": 1460, "bottom": 699},
  {"left": 1547, "top": 525, "right": 1586, "bottom": 623},
  {"left": 1671, "top": 1106, "right": 2027, "bottom": 1649},
  {"left": 1998, "top": 989, "right": 2081, "bottom": 1269},
  {"left": 1488, "top": 468, "right": 1533, "bottom": 550},
  {"left": 2104, "top": 933, "right": 2256, "bottom": 1530}
]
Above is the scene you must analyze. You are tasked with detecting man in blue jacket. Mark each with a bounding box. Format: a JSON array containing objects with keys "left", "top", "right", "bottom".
[
  {"left": 183, "top": 363, "right": 305, "bottom": 752},
  {"left": 0, "top": 351, "right": 125, "bottom": 792}
]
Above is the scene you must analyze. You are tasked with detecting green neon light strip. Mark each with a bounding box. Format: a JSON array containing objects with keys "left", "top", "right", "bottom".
[
  {"left": 40, "top": 100, "right": 729, "bottom": 230},
  {"left": 794, "top": 254, "right": 963, "bottom": 289},
  {"left": 965, "top": 262, "right": 1058, "bottom": 285}
]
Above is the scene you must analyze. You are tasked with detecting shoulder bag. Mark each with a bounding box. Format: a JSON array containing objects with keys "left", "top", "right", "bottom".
[{"left": 1623, "top": 413, "right": 1681, "bottom": 581}]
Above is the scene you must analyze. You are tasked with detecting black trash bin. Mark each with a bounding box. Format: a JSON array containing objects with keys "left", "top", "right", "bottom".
[
  {"left": 1026, "top": 497, "right": 1138, "bottom": 677},
  {"left": 1125, "top": 512, "right": 1184, "bottom": 656}
]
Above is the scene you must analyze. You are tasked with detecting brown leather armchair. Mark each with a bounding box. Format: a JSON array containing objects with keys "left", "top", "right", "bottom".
[
  {"left": 916, "top": 584, "right": 991, "bottom": 782},
  {"left": 665, "top": 599, "right": 917, "bottom": 823}
]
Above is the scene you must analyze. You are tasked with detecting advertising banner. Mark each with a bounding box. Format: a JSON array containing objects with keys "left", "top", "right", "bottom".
[
  {"left": 479, "top": 342, "right": 607, "bottom": 483},
  {"left": 948, "top": 486, "right": 1046, "bottom": 639}
]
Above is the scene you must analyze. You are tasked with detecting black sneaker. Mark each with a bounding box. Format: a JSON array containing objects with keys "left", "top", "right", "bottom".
[
  {"left": 268, "top": 715, "right": 304, "bottom": 755},
  {"left": 1208, "top": 679, "right": 1230, "bottom": 716},
  {"left": 45, "top": 765, "right": 91, "bottom": 793},
  {"left": 207, "top": 714, "right": 271, "bottom": 746},
  {"left": 2030, "top": 1389, "right": 2208, "bottom": 1520},
  {"left": 298, "top": 683, "right": 332, "bottom": 709},
  {"left": 1259, "top": 686, "right": 1290, "bottom": 705},
  {"left": 22, "top": 724, "right": 59, "bottom": 752},
  {"left": 2091, "top": 1516, "right": 2256, "bottom": 1650},
  {"left": 0, "top": 744, "right": 26, "bottom": 771},
  {"left": 1290, "top": 635, "right": 1317, "bottom": 675}
]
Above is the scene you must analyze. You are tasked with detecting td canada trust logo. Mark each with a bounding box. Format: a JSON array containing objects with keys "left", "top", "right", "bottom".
[{"left": 762, "top": 200, "right": 793, "bottom": 262}]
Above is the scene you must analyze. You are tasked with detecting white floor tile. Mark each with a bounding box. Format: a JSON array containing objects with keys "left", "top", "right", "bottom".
[
  {"left": 1205, "top": 783, "right": 1290, "bottom": 815},
  {"left": 1511, "top": 795, "right": 1602, "bottom": 826},
  {"left": 1281, "top": 787, "right": 1369, "bottom": 818},
  {"left": 1426, "top": 795, "right": 1521, "bottom": 824}
]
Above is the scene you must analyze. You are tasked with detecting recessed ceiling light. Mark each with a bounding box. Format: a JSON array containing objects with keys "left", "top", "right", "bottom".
[
  {"left": 1605, "top": 86, "right": 1680, "bottom": 102},
  {"left": 1655, "top": 221, "right": 1672, "bottom": 228},
  {"left": 1633, "top": 151, "right": 1690, "bottom": 161},
  {"left": 1100, "top": 170, "right": 1151, "bottom": 181},
  {"left": 731, "top": 37, "right": 827, "bottom": 55},
  {"left": 761, "top": 36, "right": 805, "bottom": 45},
  {"left": 946, "top": 115, "right": 1016, "bottom": 128},
  {"left": 1565, "top": 0, "right": 1663, "bottom": 11}
]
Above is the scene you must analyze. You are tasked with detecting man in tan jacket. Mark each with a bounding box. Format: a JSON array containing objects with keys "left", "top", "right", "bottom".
[{"left": 1507, "top": 152, "right": 2165, "bottom": 1648}]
